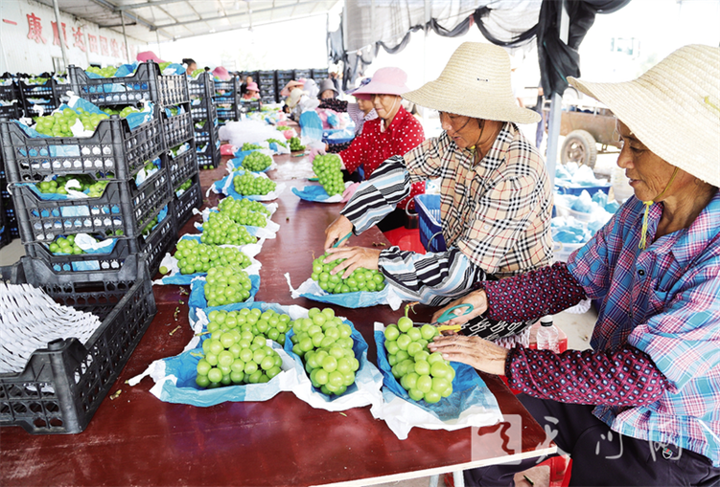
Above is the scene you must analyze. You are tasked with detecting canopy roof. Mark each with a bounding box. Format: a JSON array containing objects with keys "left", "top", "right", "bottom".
[{"left": 33, "top": 0, "right": 339, "bottom": 43}]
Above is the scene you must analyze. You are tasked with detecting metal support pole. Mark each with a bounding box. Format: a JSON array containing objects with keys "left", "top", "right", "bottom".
[
  {"left": 52, "top": 0, "right": 69, "bottom": 71},
  {"left": 120, "top": 13, "right": 131, "bottom": 63},
  {"left": 155, "top": 30, "right": 162, "bottom": 58},
  {"left": 545, "top": 0, "right": 569, "bottom": 187}
]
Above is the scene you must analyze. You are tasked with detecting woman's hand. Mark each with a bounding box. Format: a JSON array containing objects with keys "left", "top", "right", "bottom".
[
  {"left": 323, "top": 246, "right": 381, "bottom": 279},
  {"left": 432, "top": 290, "right": 488, "bottom": 326},
  {"left": 428, "top": 335, "right": 508, "bottom": 376},
  {"left": 324, "top": 215, "right": 354, "bottom": 250}
]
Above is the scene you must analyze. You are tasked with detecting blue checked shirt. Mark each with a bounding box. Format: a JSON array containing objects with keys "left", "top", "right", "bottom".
[{"left": 567, "top": 190, "right": 720, "bottom": 465}]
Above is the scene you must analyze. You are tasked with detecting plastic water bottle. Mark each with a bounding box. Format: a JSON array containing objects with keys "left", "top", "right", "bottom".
[{"left": 536, "top": 316, "right": 560, "bottom": 353}]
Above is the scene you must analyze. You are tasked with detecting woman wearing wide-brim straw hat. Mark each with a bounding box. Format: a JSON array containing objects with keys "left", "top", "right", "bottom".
[
  {"left": 324, "top": 42, "right": 553, "bottom": 346},
  {"left": 429, "top": 44, "right": 720, "bottom": 486}
]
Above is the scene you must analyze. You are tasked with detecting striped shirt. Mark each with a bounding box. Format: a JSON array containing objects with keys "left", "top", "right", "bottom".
[
  {"left": 341, "top": 123, "right": 552, "bottom": 312},
  {"left": 496, "top": 190, "right": 720, "bottom": 466}
]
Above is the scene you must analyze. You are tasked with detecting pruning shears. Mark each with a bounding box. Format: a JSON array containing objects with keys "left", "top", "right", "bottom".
[
  {"left": 427, "top": 303, "right": 475, "bottom": 333},
  {"left": 332, "top": 231, "right": 352, "bottom": 248}
]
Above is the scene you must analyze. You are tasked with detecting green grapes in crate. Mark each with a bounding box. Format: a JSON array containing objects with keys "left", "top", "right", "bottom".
[
  {"left": 241, "top": 151, "right": 272, "bottom": 172},
  {"left": 85, "top": 66, "right": 119, "bottom": 78},
  {"left": 204, "top": 265, "right": 253, "bottom": 307},
  {"left": 36, "top": 174, "right": 109, "bottom": 197},
  {"left": 233, "top": 172, "right": 277, "bottom": 196},
  {"left": 34, "top": 108, "right": 110, "bottom": 137},
  {"left": 201, "top": 212, "right": 258, "bottom": 246},
  {"left": 217, "top": 197, "right": 270, "bottom": 227},
  {"left": 289, "top": 137, "right": 305, "bottom": 152},
  {"left": 311, "top": 253, "right": 386, "bottom": 294},
  {"left": 383, "top": 310, "right": 455, "bottom": 404},
  {"left": 312, "top": 154, "right": 345, "bottom": 196},
  {"left": 47, "top": 234, "right": 85, "bottom": 255},
  {"left": 141, "top": 215, "right": 159, "bottom": 236},
  {"left": 171, "top": 238, "right": 251, "bottom": 275},
  {"left": 289, "top": 307, "right": 360, "bottom": 396}
]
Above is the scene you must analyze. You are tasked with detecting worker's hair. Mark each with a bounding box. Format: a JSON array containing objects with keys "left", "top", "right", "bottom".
[{"left": 182, "top": 58, "right": 196, "bottom": 66}]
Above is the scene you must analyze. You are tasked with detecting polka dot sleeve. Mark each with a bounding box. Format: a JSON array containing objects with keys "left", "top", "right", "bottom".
[
  {"left": 483, "top": 262, "right": 587, "bottom": 323},
  {"left": 505, "top": 345, "right": 670, "bottom": 407}
]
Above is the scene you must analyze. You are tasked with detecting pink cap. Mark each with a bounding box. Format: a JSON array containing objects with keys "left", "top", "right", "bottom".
[
  {"left": 246, "top": 82, "right": 259, "bottom": 92},
  {"left": 352, "top": 67, "right": 409, "bottom": 96},
  {"left": 212, "top": 66, "right": 231, "bottom": 81},
  {"left": 136, "top": 51, "right": 165, "bottom": 64}
]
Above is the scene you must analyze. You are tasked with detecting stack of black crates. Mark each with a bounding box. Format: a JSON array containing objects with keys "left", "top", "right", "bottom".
[
  {"left": 242, "top": 68, "right": 332, "bottom": 105},
  {"left": 0, "top": 77, "right": 22, "bottom": 248},
  {"left": 189, "top": 72, "right": 221, "bottom": 170},
  {"left": 213, "top": 75, "right": 241, "bottom": 125}
]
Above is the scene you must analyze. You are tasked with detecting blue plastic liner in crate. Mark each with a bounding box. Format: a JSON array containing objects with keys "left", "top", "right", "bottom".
[
  {"left": 554, "top": 182, "right": 611, "bottom": 197},
  {"left": 414, "top": 193, "right": 446, "bottom": 252}
]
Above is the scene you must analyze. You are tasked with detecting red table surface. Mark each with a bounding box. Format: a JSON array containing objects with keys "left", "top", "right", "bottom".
[{"left": 0, "top": 154, "right": 553, "bottom": 487}]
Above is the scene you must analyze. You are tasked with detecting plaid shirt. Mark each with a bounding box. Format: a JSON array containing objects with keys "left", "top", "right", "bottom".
[
  {"left": 341, "top": 123, "right": 552, "bottom": 307},
  {"left": 405, "top": 123, "right": 552, "bottom": 274},
  {"left": 566, "top": 191, "right": 720, "bottom": 465}
]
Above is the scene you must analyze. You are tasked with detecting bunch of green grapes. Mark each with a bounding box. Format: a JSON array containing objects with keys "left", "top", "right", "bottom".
[
  {"left": 36, "top": 174, "right": 108, "bottom": 197},
  {"left": 311, "top": 253, "right": 386, "bottom": 294},
  {"left": 383, "top": 313, "right": 455, "bottom": 404},
  {"left": 266, "top": 138, "right": 286, "bottom": 148},
  {"left": 241, "top": 151, "right": 272, "bottom": 172},
  {"left": 141, "top": 216, "right": 159, "bottom": 236},
  {"left": 290, "top": 308, "right": 359, "bottom": 396},
  {"left": 85, "top": 66, "right": 119, "bottom": 78},
  {"left": 201, "top": 212, "right": 258, "bottom": 246},
  {"left": 217, "top": 197, "right": 270, "bottom": 227},
  {"left": 206, "top": 308, "right": 291, "bottom": 346},
  {"left": 47, "top": 234, "right": 86, "bottom": 255},
  {"left": 241, "top": 142, "right": 262, "bottom": 151},
  {"left": 34, "top": 108, "right": 110, "bottom": 137},
  {"left": 204, "top": 265, "right": 253, "bottom": 307},
  {"left": 289, "top": 137, "right": 305, "bottom": 152},
  {"left": 100, "top": 106, "right": 141, "bottom": 118},
  {"left": 312, "top": 154, "right": 345, "bottom": 196},
  {"left": 178, "top": 178, "right": 193, "bottom": 192},
  {"left": 276, "top": 126, "right": 293, "bottom": 132},
  {"left": 233, "top": 172, "right": 277, "bottom": 196},
  {"left": 171, "top": 239, "right": 251, "bottom": 275}
]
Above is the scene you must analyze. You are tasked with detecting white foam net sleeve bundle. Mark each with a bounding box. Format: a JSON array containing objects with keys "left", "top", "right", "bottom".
[{"left": 0, "top": 283, "right": 103, "bottom": 374}]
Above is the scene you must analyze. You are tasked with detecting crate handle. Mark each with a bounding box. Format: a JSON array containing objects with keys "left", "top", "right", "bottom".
[{"left": 427, "top": 231, "right": 443, "bottom": 250}]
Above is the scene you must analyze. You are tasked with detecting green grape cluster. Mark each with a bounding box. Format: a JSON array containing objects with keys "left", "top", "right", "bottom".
[
  {"left": 233, "top": 172, "right": 277, "bottom": 196},
  {"left": 204, "top": 265, "right": 253, "bottom": 307},
  {"left": 34, "top": 108, "right": 110, "bottom": 137},
  {"left": 384, "top": 315, "right": 455, "bottom": 404},
  {"left": 158, "top": 61, "right": 172, "bottom": 71},
  {"left": 26, "top": 77, "right": 50, "bottom": 85},
  {"left": 201, "top": 212, "right": 258, "bottom": 246},
  {"left": 191, "top": 68, "right": 205, "bottom": 78},
  {"left": 289, "top": 137, "right": 305, "bottom": 152},
  {"left": 141, "top": 216, "right": 159, "bottom": 236},
  {"left": 266, "top": 138, "right": 286, "bottom": 148},
  {"left": 172, "top": 239, "right": 251, "bottom": 275},
  {"left": 312, "top": 154, "right": 345, "bottom": 196},
  {"left": 178, "top": 178, "right": 193, "bottom": 192},
  {"left": 289, "top": 307, "right": 360, "bottom": 396},
  {"left": 276, "top": 126, "right": 293, "bottom": 132},
  {"left": 241, "top": 151, "right": 272, "bottom": 172},
  {"left": 311, "top": 253, "right": 386, "bottom": 294},
  {"left": 85, "top": 66, "right": 119, "bottom": 78},
  {"left": 217, "top": 197, "right": 270, "bottom": 227},
  {"left": 36, "top": 174, "right": 108, "bottom": 197},
  {"left": 47, "top": 234, "right": 90, "bottom": 255},
  {"left": 101, "top": 106, "right": 141, "bottom": 118},
  {"left": 207, "top": 308, "right": 290, "bottom": 346},
  {"left": 241, "top": 142, "right": 262, "bottom": 151},
  {"left": 195, "top": 310, "right": 284, "bottom": 388}
]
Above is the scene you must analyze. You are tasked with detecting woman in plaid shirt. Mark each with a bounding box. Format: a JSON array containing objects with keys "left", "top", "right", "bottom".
[
  {"left": 324, "top": 43, "right": 552, "bottom": 343},
  {"left": 431, "top": 45, "right": 720, "bottom": 485}
]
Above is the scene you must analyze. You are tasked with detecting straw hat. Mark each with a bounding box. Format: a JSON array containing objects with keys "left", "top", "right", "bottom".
[
  {"left": 353, "top": 67, "right": 410, "bottom": 96},
  {"left": 287, "top": 88, "right": 304, "bottom": 109},
  {"left": 403, "top": 42, "right": 539, "bottom": 124},
  {"left": 281, "top": 79, "right": 305, "bottom": 97},
  {"left": 569, "top": 44, "right": 720, "bottom": 187}
]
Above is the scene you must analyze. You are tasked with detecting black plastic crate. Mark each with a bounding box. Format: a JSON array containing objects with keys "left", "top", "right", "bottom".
[
  {"left": 18, "top": 79, "right": 61, "bottom": 117},
  {"left": 213, "top": 76, "right": 240, "bottom": 95},
  {"left": 295, "top": 69, "right": 312, "bottom": 80},
  {"left": 0, "top": 114, "right": 165, "bottom": 183},
  {"left": 69, "top": 62, "right": 189, "bottom": 107},
  {"left": 167, "top": 144, "right": 199, "bottom": 190},
  {"left": 193, "top": 117, "right": 219, "bottom": 146},
  {"left": 196, "top": 138, "right": 221, "bottom": 169},
  {"left": 161, "top": 105, "right": 193, "bottom": 149},
  {"left": 239, "top": 100, "right": 261, "bottom": 113},
  {"left": 9, "top": 168, "right": 172, "bottom": 243},
  {"left": 188, "top": 72, "right": 215, "bottom": 98},
  {"left": 173, "top": 173, "right": 202, "bottom": 229},
  {"left": 311, "top": 68, "right": 329, "bottom": 81},
  {"left": 0, "top": 81, "right": 19, "bottom": 102},
  {"left": 191, "top": 99, "right": 217, "bottom": 124},
  {"left": 0, "top": 254, "right": 156, "bottom": 434},
  {"left": 0, "top": 103, "right": 20, "bottom": 120}
]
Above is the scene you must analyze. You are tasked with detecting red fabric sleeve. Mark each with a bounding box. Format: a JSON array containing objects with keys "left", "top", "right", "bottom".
[
  {"left": 338, "top": 129, "right": 371, "bottom": 174},
  {"left": 484, "top": 262, "right": 587, "bottom": 323},
  {"left": 505, "top": 345, "right": 669, "bottom": 407}
]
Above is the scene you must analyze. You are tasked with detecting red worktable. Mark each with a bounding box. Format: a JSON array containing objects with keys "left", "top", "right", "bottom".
[{"left": 0, "top": 154, "right": 554, "bottom": 486}]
